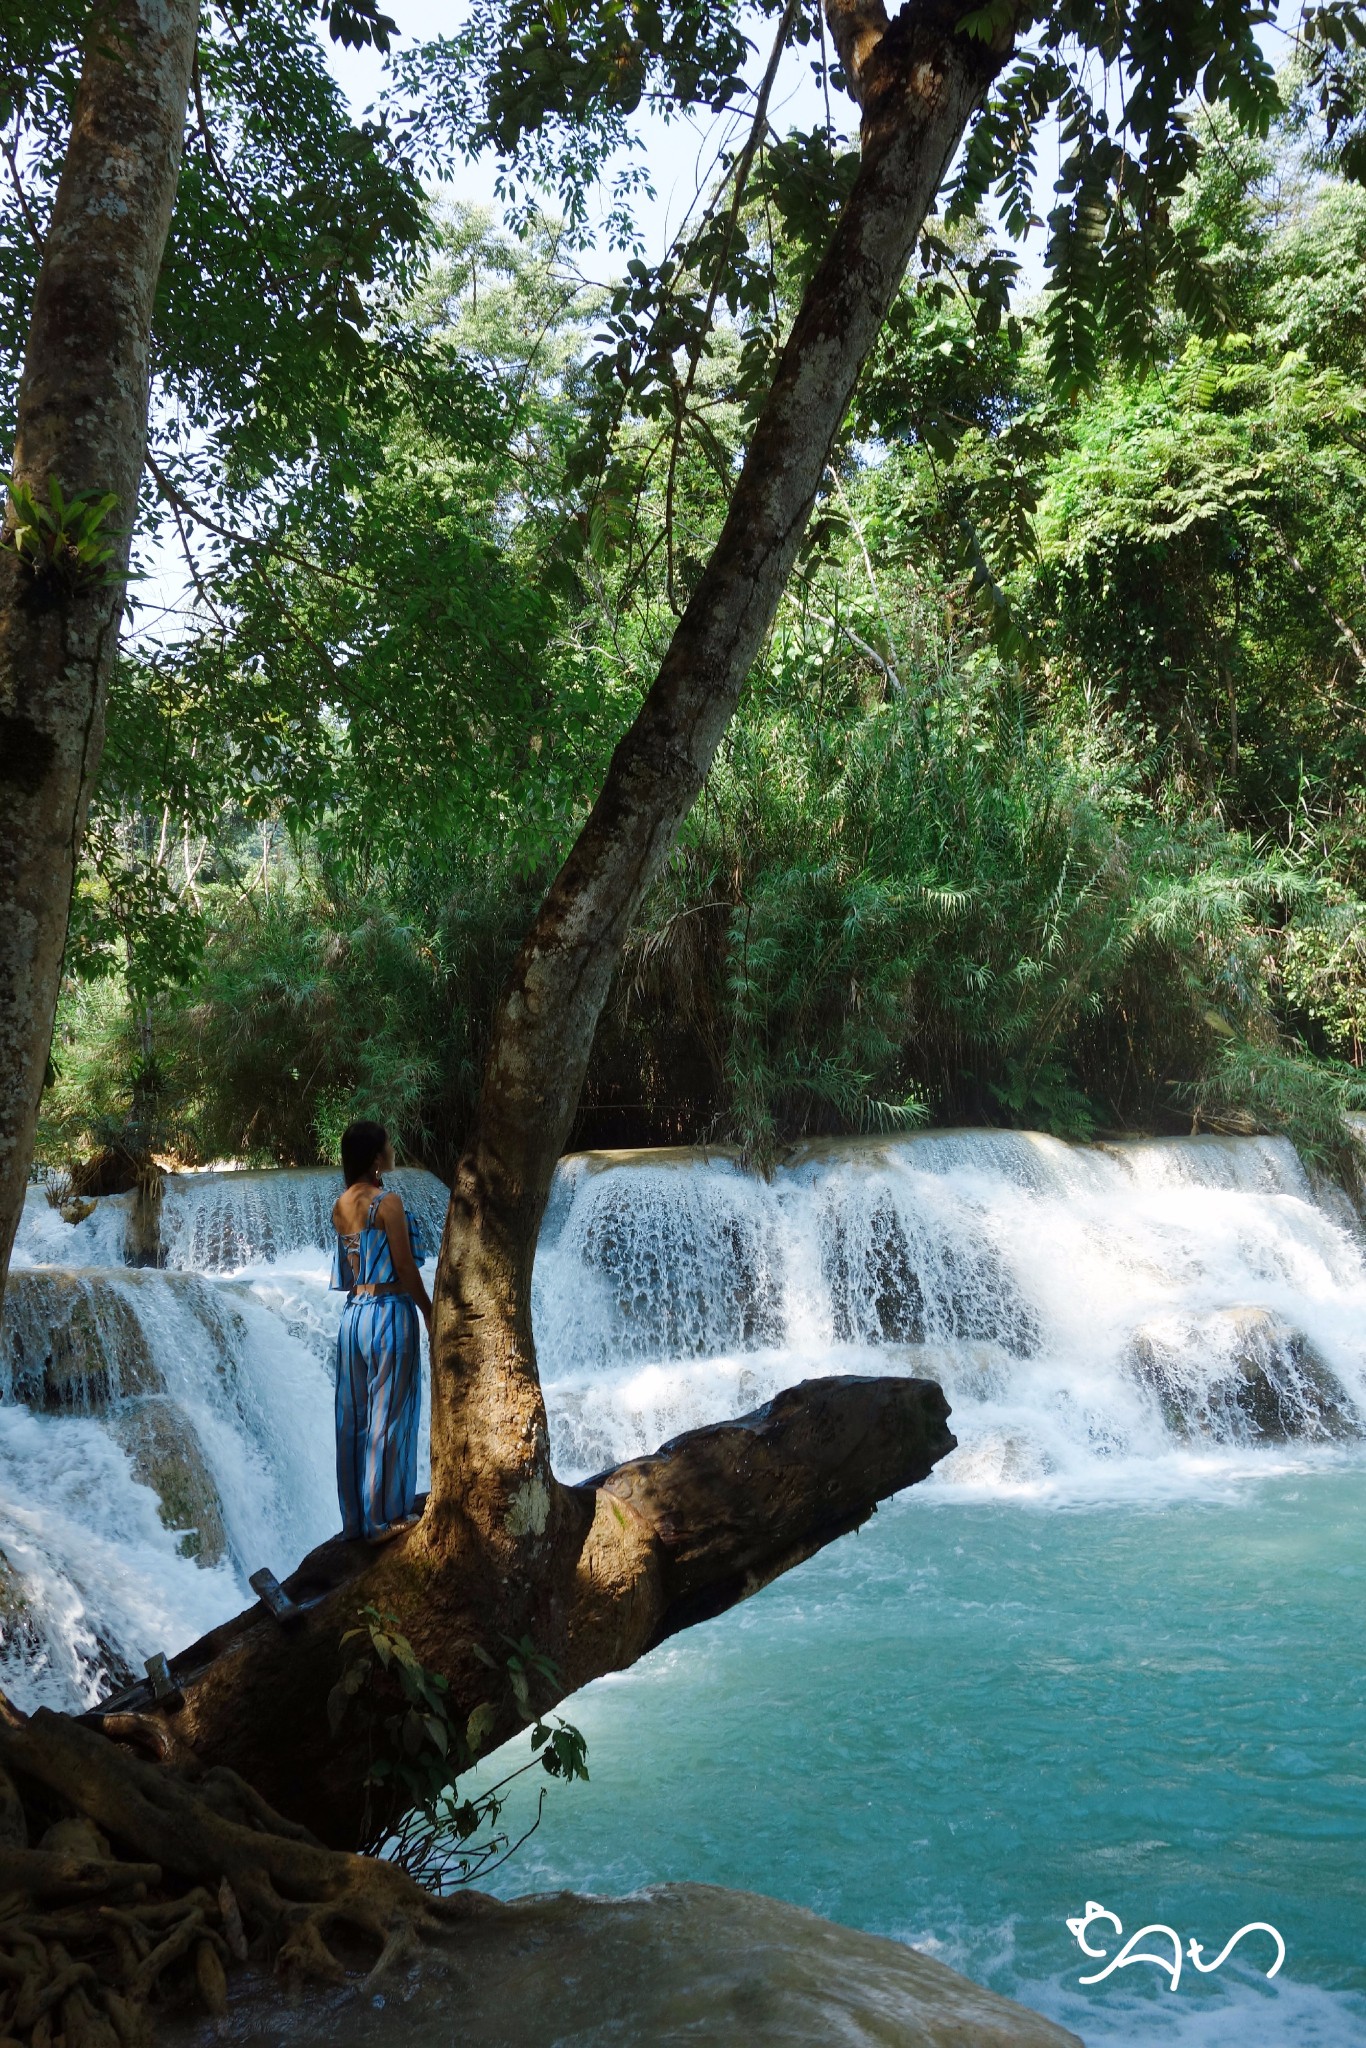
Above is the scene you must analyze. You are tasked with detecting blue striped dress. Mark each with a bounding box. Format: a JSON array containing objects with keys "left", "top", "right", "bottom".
[{"left": 331, "top": 1192, "right": 428, "bottom": 1540}]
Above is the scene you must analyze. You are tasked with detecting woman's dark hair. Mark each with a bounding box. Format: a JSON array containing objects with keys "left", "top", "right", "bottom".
[{"left": 340, "top": 1120, "right": 388, "bottom": 1186}]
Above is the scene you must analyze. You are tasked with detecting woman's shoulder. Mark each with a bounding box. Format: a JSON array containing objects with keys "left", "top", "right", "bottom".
[{"left": 334, "top": 1183, "right": 383, "bottom": 1230}]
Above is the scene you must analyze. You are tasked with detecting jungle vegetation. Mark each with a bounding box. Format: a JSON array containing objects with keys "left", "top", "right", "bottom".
[{"left": 36, "top": 59, "right": 1366, "bottom": 1184}]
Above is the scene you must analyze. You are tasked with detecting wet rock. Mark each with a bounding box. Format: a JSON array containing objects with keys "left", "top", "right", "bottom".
[
  {"left": 108, "top": 1397, "right": 229, "bottom": 1564},
  {"left": 165, "top": 1882, "right": 1083, "bottom": 2048},
  {"left": 0, "top": 1271, "right": 162, "bottom": 1412},
  {"left": 826, "top": 1203, "right": 923, "bottom": 1344},
  {"left": 125, "top": 1169, "right": 165, "bottom": 1268},
  {"left": 0, "top": 1546, "right": 40, "bottom": 1670},
  {"left": 1128, "top": 1307, "right": 1363, "bottom": 1443},
  {"left": 825, "top": 1202, "right": 1040, "bottom": 1356}
]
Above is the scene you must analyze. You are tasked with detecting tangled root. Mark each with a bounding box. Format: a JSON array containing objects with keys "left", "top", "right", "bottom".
[{"left": 0, "top": 1703, "right": 495, "bottom": 2048}]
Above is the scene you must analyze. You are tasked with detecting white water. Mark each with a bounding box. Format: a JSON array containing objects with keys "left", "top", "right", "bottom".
[
  {"left": 534, "top": 1132, "right": 1366, "bottom": 1493},
  {"left": 2, "top": 1166, "right": 447, "bottom": 1706}
]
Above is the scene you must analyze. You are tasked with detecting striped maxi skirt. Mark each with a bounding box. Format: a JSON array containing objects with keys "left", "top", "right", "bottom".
[{"left": 335, "top": 1293, "right": 421, "bottom": 1539}]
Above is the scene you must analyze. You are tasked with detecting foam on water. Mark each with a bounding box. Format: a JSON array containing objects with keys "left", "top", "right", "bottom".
[{"left": 14, "top": 1183, "right": 136, "bottom": 1269}]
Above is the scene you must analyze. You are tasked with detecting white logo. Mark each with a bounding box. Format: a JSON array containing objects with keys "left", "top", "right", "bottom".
[{"left": 1066, "top": 1900, "right": 1285, "bottom": 1991}]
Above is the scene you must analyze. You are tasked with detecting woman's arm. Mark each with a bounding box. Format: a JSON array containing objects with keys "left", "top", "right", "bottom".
[{"left": 379, "top": 1192, "right": 433, "bottom": 1334}]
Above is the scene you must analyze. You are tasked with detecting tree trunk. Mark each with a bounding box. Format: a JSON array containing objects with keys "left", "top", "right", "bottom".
[
  {"left": 0, "top": 0, "right": 198, "bottom": 1299},
  {"left": 425, "top": 0, "right": 1017, "bottom": 1565},
  {"left": 97, "top": 1374, "right": 956, "bottom": 1848},
  {"left": 62, "top": 0, "right": 1010, "bottom": 1850}
]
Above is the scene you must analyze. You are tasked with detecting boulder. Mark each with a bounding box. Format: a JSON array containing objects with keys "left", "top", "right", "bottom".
[
  {"left": 0, "top": 1271, "right": 161, "bottom": 1412},
  {"left": 108, "top": 1397, "right": 229, "bottom": 1564},
  {"left": 1128, "top": 1307, "right": 1363, "bottom": 1443}
]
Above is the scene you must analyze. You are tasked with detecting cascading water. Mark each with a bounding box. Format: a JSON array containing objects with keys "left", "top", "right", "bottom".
[
  {"left": 532, "top": 1130, "right": 1365, "bottom": 1487},
  {"left": 2, "top": 1165, "right": 448, "bottom": 1708},
  {"left": 4, "top": 1133, "right": 1365, "bottom": 2043}
]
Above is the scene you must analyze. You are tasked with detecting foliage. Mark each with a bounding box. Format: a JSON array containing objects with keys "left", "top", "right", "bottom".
[
  {"left": 1185, "top": 1040, "right": 1366, "bottom": 1187},
  {"left": 1, "top": 476, "right": 121, "bottom": 589},
  {"left": 17, "top": 6, "right": 1366, "bottom": 1190},
  {"left": 1017, "top": 159, "right": 1366, "bottom": 831},
  {"left": 618, "top": 652, "right": 1339, "bottom": 1161},
  {"left": 328, "top": 1606, "right": 587, "bottom": 1887}
]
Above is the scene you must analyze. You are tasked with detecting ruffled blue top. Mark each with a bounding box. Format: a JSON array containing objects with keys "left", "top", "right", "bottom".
[{"left": 331, "top": 1191, "right": 431, "bottom": 1294}]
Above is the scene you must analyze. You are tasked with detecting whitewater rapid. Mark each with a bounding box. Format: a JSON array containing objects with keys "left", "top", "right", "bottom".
[{"left": 2, "top": 1131, "right": 1364, "bottom": 1710}]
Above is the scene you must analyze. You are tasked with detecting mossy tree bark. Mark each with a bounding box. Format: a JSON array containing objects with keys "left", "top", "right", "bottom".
[{"left": 0, "top": 0, "right": 199, "bottom": 1301}]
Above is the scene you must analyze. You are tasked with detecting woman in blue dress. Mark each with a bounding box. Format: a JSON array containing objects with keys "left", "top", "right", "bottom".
[{"left": 330, "top": 1120, "right": 433, "bottom": 1543}]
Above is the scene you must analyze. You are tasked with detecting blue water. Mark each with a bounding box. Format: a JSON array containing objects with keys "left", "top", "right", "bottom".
[{"left": 484, "top": 1463, "right": 1366, "bottom": 2045}]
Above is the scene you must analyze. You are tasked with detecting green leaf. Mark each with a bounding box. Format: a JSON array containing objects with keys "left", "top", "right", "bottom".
[{"left": 466, "top": 1701, "right": 498, "bottom": 1751}]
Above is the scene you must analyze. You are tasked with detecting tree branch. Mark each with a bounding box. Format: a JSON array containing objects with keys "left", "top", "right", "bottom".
[
  {"left": 823, "top": 0, "right": 892, "bottom": 107},
  {"left": 144, "top": 450, "right": 368, "bottom": 591},
  {"left": 88, "top": 1373, "right": 955, "bottom": 1844},
  {"left": 665, "top": 0, "right": 803, "bottom": 613},
  {"left": 1269, "top": 522, "right": 1366, "bottom": 672}
]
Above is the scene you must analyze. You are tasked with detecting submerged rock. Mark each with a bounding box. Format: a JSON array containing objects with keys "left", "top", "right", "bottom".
[
  {"left": 108, "top": 1397, "right": 230, "bottom": 1564},
  {"left": 1127, "top": 1306, "right": 1363, "bottom": 1443},
  {"left": 0, "top": 1546, "right": 40, "bottom": 1667},
  {"left": 173, "top": 1883, "right": 1082, "bottom": 2048},
  {"left": 0, "top": 1270, "right": 162, "bottom": 1411}
]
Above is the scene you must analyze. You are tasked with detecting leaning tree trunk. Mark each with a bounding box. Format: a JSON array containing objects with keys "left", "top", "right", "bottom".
[
  {"left": 0, "top": 0, "right": 198, "bottom": 1300},
  {"left": 101, "top": 0, "right": 1016, "bottom": 1842},
  {"left": 424, "top": 0, "right": 1017, "bottom": 1556}
]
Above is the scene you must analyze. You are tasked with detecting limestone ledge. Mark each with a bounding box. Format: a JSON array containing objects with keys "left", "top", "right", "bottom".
[{"left": 170, "top": 1881, "right": 1084, "bottom": 2047}]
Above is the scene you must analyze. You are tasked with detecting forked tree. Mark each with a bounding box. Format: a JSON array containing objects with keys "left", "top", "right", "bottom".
[{"left": 0, "top": 0, "right": 1337, "bottom": 2018}]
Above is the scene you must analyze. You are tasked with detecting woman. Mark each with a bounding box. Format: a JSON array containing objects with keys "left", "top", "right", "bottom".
[{"left": 330, "top": 1119, "right": 433, "bottom": 1543}]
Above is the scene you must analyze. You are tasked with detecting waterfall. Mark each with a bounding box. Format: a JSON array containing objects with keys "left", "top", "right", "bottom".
[
  {"left": 531, "top": 1131, "right": 1366, "bottom": 1481},
  {"left": 3, "top": 1165, "right": 446, "bottom": 1708},
  {"left": 4, "top": 1134, "right": 1365, "bottom": 1712}
]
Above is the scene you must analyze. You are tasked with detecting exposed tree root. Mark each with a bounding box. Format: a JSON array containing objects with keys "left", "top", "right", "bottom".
[{"left": 0, "top": 1705, "right": 499, "bottom": 2048}]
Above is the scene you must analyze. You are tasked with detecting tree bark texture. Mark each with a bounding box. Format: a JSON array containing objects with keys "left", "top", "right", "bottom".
[
  {"left": 94, "top": 1375, "right": 956, "bottom": 1848},
  {"left": 425, "top": 0, "right": 1019, "bottom": 1559},
  {"left": 0, "top": 0, "right": 198, "bottom": 1299}
]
